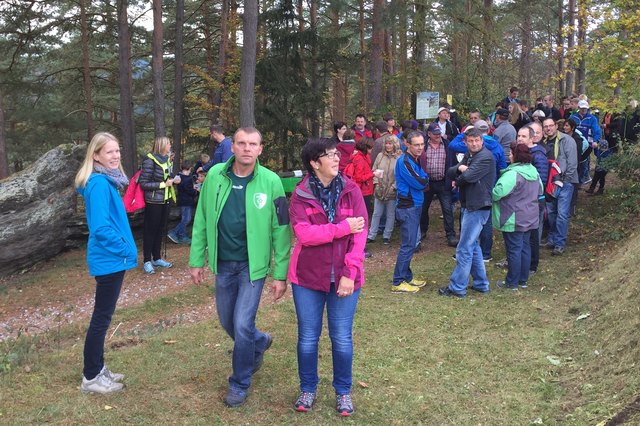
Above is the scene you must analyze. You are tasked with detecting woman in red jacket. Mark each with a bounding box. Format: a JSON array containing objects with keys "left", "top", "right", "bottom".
[{"left": 350, "top": 137, "right": 376, "bottom": 217}]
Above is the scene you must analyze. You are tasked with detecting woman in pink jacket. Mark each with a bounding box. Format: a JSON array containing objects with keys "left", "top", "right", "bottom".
[{"left": 288, "top": 138, "right": 368, "bottom": 417}]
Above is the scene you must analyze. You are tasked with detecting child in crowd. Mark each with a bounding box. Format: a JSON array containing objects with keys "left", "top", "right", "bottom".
[
  {"left": 168, "top": 161, "right": 197, "bottom": 244},
  {"left": 194, "top": 170, "right": 206, "bottom": 197},
  {"left": 586, "top": 140, "right": 611, "bottom": 195},
  {"left": 193, "top": 153, "right": 210, "bottom": 173}
]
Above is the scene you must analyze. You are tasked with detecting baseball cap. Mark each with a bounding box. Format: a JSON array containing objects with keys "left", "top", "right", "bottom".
[
  {"left": 474, "top": 120, "right": 490, "bottom": 132},
  {"left": 427, "top": 123, "right": 442, "bottom": 135},
  {"left": 437, "top": 107, "right": 450, "bottom": 115},
  {"left": 578, "top": 100, "right": 590, "bottom": 109}
]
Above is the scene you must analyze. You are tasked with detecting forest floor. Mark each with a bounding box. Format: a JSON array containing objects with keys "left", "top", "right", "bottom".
[{"left": 1, "top": 178, "right": 639, "bottom": 425}]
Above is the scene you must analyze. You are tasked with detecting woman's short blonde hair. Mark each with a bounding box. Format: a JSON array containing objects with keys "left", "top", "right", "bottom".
[
  {"left": 75, "top": 132, "right": 125, "bottom": 188},
  {"left": 382, "top": 134, "right": 402, "bottom": 156},
  {"left": 153, "top": 136, "right": 172, "bottom": 155}
]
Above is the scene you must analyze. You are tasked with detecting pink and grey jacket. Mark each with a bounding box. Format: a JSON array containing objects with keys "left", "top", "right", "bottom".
[{"left": 287, "top": 174, "right": 368, "bottom": 293}]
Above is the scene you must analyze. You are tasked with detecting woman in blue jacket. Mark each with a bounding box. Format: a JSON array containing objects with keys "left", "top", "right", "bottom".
[{"left": 75, "top": 132, "right": 138, "bottom": 394}]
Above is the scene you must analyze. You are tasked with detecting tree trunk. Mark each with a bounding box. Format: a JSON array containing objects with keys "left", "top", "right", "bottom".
[
  {"left": 369, "top": 0, "right": 384, "bottom": 110},
  {"left": 309, "top": 0, "right": 320, "bottom": 137},
  {"left": 202, "top": 0, "right": 216, "bottom": 125},
  {"left": 152, "top": 0, "right": 165, "bottom": 137},
  {"left": 0, "top": 90, "right": 8, "bottom": 179},
  {"left": 519, "top": 12, "right": 532, "bottom": 100},
  {"left": 398, "top": 0, "right": 407, "bottom": 115},
  {"left": 79, "top": 0, "right": 94, "bottom": 141},
  {"left": 330, "top": 3, "right": 345, "bottom": 121},
  {"left": 565, "top": 0, "right": 575, "bottom": 94},
  {"left": 575, "top": 0, "right": 586, "bottom": 94},
  {"left": 117, "top": 0, "right": 136, "bottom": 176},
  {"left": 172, "top": 0, "right": 185, "bottom": 170},
  {"left": 480, "top": 0, "right": 493, "bottom": 105},
  {"left": 557, "top": 0, "right": 565, "bottom": 95},
  {"left": 412, "top": 0, "right": 426, "bottom": 116},
  {"left": 240, "top": 0, "right": 258, "bottom": 127},
  {"left": 212, "top": 0, "right": 229, "bottom": 126},
  {"left": 358, "top": 0, "right": 367, "bottom": 112}
]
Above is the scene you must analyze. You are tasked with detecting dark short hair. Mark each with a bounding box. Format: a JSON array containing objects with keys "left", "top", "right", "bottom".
[
  {"left": 180, "top": 160, "right": 192, "bottom": 170},
  {"left": 464, "top": 128, "right": 483, "bottom": 140},
  {"left": 355, "top": 113, "right": 367, "bottom": 121},
  {"left": 210, "top": 124, "right": 224, "bottom": 134},
  {"left": 510, "top": 142, "right": 532, "bottom": 163},
  {"left": 510, "top": 86, "right": 519, "bottom": 93},
  {"left": 343, "top": 128, "right": 355, "bottom": 140},
  {"left": 375, "top": 121, "right": 388, "bottom": 134},
  {"left": 565, "top": 118, "right": 578, "bottom": 130},
  {"left": 400, "top": 120, "right": 413, "bottom": 132},
  {"left": 300, "top": 138, "right": 337, "bottom": 174},
  {"left": 355, "top": 137, "right": 374, "bottom": 154},
  {"left": 333, "top": 121, "right": 347, "bottom": 135},
  {"left": 405, "top": 131, "right": 423, "bottom": 145}
]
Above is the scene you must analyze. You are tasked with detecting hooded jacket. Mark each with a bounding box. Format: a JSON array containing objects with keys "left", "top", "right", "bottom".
[
  {"left": 569, "top": 111, "right": 602, "bottom": 142},
  {"left": 529, "top": 144, "right": 549, "bottom": 191},
  {"left": 492, "top": 163, "right": 543, "bottom": 232},
  {"left": 372, "top": 150, "right": 399, "bottom": 201},
  {"left": 288, "top": 174, "right": 367, "bottom": 293},
  {"left": 449, "top": 133, "right": 507, "bottom": 179},
  {"left": 188, "top": 156, "right": 291, "bottom": 281},
  {"left": 77, "top": 173, "right": 138, "bottom": 277},
  {"left": 447, "top": 145, "right": 496, "bottom": 212},
  {"left": 351, "top": 150, "right": 374, "bottom": 196},
  {"left": 543, "top": 132, "right": 579, "bottom": 184}
]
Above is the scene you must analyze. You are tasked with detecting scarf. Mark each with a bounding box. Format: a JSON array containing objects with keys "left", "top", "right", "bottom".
[
  {"left": 94, "top": 163, "right": 129, "bottom": 190},
  {"left": 308, "top": 172, "right": 343, "bottom": 223}
]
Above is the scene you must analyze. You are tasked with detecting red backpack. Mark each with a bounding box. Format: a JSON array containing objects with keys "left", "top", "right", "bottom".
[{"left": 123, "top": 170, "right": 145, "bottom": 213}]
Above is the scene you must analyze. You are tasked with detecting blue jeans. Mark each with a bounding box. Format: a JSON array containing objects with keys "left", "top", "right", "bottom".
[
  {"left": 420, "top": 180, "right": 455, "bottom": 239},
  {"left": 292, "top": 283, "right": 360, "bottom": 395},
  {"left": 546, "top": 183, "right": 574, "bottom": 249},
  {"left": 503, "top": 231, "right": 532, "bottom": 286},
  {"left": 215, "top": 261, "right": 270, "bottom": 393},
  {"left": 368, "top": 198, "right": 395, "bottom": 240},
  {"left": 170, "top": 206, "right": 193, "bottom": 239},
  {"left": 529, "top": 201, "right": 545, "bottom": 272},
  {"left": 461, "top": 208, "right": 493, "bottom": 260},
  {"left": 83, "top": 270, "right": 125, "bottom": 380},
  {"left": 393, "top": 206, "right": 421, "bottom": 284},
  {"left": 448, "top": 208, "right": 490, "bottom": 295},
  {"left": 580, "top": 157, "right": 591, "bottom": 183}
]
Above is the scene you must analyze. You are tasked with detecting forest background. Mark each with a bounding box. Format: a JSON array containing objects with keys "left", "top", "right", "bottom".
[{"left": 0, "top": 0, "right": 638, "bottom": 178}]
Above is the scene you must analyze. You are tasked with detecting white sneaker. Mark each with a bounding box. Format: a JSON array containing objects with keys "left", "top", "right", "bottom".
[
  {"left": 100, "top": 365, "right": 124, "bottom": 382},
  {"left": 81, "top": 373, "right": 124, "bottom": 394}
]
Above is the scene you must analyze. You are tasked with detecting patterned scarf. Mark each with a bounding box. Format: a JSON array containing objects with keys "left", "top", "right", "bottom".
[
  {"left": 94, "top": 163, "right": 129, "bottom": 190},
  {"left": 308, "top": 172, "right": 344, "bottom": 223}
]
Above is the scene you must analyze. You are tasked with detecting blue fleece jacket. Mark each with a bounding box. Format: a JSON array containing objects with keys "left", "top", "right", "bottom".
[
  {"left": 77, "top": 173, "right": 138, "bottom": 277},
  {"left": 449, "top": 133, "right": 507, "bottom": 178},
  {"left": 529, "top": 144, "right": 549, "bottom": 192},
  {"left": 569, "top": 112, "right": 602, "bottom": 142},
  {"left": 395, "top": 152, "right": 428, "bottom": 208}
]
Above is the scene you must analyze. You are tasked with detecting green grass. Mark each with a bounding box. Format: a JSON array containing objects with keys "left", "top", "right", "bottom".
[{"left": 1, "top": 184, "right": 639, "bottom": 424}]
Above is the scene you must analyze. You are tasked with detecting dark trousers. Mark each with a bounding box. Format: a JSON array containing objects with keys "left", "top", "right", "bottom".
[
  {"left": 143, "top": 202, "right": 169, "bottom": 262},
  {"left": 83, "top": 270, "right": 125, "bottom": 380},
  {"left": 590, "top": 170, "right": 607, "bottom": 190},
  {"left": 529, "top": 201, "right": 545, "bottom": 272},
  {"left": 420, "top": 180, "right": 455, "bottom": 239}
]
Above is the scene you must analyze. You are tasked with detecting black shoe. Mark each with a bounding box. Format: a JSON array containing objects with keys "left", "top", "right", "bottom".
[
  {"left": 252, "top": 333, "right": 273, "bottom": 374},
  {"left": 552, "top": 246, "right": 565, "bottom": 256},
  {"left": 585, "top": 187, "right": 594, "bottom": 194},
  {"left": 469, "top": 286, "right": 490, "bottom": 294},
  {"left": 447, "top": 237, "right": 459, "bottom": 247},
  {"left": 224, "top": 388, "right": 248, "bottom": 407},
  {"left": 366, "top": 238, "right": 375, "bottom": 244},
  {"left": 595, "top": 188, "right": 604, "bottom": 195},
  {"left": 364, "top": 249, "right": 373, "bottom": 259},
  {"left": 438, "top": 287, "right": 465, "bottom": 298},
  {"left": 495, "top": 280, "right": 518, "bottom": 290},
  {"left": 383, "top": 238, "right": 390, "bottom": 245}
]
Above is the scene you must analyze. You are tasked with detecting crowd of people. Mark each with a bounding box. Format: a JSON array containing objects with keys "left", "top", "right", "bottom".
[{"left": 73, "top": 87, "right": 630, "bottom": 416}]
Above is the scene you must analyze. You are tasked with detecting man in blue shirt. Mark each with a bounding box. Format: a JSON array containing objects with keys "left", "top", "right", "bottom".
[{"left": 200, "top": 125, "right": 233, "bottom": 172}]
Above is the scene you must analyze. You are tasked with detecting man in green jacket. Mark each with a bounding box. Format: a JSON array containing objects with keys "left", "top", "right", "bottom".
[{"left": 189, "top": 127, "right": 291, "bottom": 407}]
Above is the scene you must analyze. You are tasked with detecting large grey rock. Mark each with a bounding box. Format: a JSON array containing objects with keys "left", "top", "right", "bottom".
[{"left": 0, "top": 143, "right": 85, "bottom": 277}]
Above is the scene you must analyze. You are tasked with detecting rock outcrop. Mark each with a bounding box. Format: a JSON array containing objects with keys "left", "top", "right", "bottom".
[{"left": 0, "top": 144, "right": 85, "bottom": 276}]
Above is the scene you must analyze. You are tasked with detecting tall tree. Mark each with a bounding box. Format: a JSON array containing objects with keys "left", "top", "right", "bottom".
[
  {"left": 240, "top": 0, "right": 259, "bottom": 127},
  {"left": 0, "top": 90, "right": 7, "bottom": 178},
  {"left": 79, "top": 0, "right": 94, "bottom": 141},
  {"left": 358, "top": 0, "right": 367, "bottom": 112},
  {"left": 329, "top": 1, "right": 346, "bottom": 121},
  {"left": 480, "top": 0, "right": 493, "bottom": 105},
  {"left": 575, "top": 0, "right": 587, "bottom": 94},
  {"left": 565, "top": 0, "right": 576, "bottom": 94},
  {"left": 117, "top": 0, "right": 137, "bottom": 175},
  {"left": 520, "top": 11, "right": 532, "bottom": 99},
  {"left": 369, "top": 0, "right": 384, "bottom": 110},
  {"left": 212, "top": 0, "right": 230, "bottom": 126},
  {"left": 172, "top": 0, "right": 185, "bottom": 170},
  {"left": 556, "top": 0, "right": 565, "bottom": 95},
  {"left": 152, "top": 0, "right": 165, "bottom": 137}
]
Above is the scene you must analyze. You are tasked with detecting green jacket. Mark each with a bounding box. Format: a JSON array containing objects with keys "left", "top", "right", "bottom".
[
  {"left": 491, "top": 162, "right": 542, "bottom": 233},
  {"left": 189, "top": 156, "right": 291, "bottom": 281}
]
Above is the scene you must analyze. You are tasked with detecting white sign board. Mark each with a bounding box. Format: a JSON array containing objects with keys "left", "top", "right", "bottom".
[{"left": 416, "top": 91, "right": 439, "bottom": 120}]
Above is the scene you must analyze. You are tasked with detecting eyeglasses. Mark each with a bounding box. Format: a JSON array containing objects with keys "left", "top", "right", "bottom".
[{"left": 319, "top": 151, "right": 341, "bottom": 159}]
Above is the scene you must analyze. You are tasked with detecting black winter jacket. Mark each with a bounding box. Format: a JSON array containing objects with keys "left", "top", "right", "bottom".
[
  {"left": 139, "top": 153, "right": 172, "bottom": 204},
  {"left": 447, "top": 146, "right": 496, "bottom": 212}
]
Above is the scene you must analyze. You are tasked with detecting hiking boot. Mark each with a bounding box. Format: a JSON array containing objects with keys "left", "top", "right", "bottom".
[
  {"left": 253, "top": 333, "right": 273, "bottom": 374},
  {"left": 407, "top": 278, "right": 427, "bottom": 288},
  {"left": 143, "top": 261, "right": 155, "bottom": 274},
  {"left": 336, "top": 394, "right": 354, "bottom": 416},
  {"left": 152, "top": 259, "right": 173, "bottom": 268},
  {"left": 447, "top": 237, "right": 459, "bottom": 247},
  {"left": 391, "top": 282, "right": 420, "bottom": 293},
  {"left": 552, "top": 246, "right": 565, "bottom": 256},
  {"left": 81, "top": 373, "right": 124, "bottom": 395},
  {"left": 438, "top": 287, "right": 465, "bottom": 298},
  {"left": 383, "top": 238, "right": 390, "bottom": 245},
  {"left": 100, "top": 365, "right": 124, "bottom": 382},
  {"left": 495, "top": 280, "right": 518, "bottom": 291},
  {"left": 585, "top": 187, "right": 595, "bottom": 194},
  {"left": 224, "top": 388, "right": 247, "bottom": 407},
  {"left": 167, "top": 232, "right": 180, "bottom": 244},
  {"left": 519, "top": 282, "right": 528, "bottom": 289},
  {"left": 294, "top": 391, "right": 316, "bottom": 412}
]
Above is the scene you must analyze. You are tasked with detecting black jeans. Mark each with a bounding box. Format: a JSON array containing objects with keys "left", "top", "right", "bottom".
[
  {"left": 143, "top": 202, "right": 169, "bottom": 262},
  {"left": 420, "top": 180, "right": 455, "bottom": 239},
  {"left": 590, "top": 170, "right": 607, "bottom": 190},
  {"left": 83, "top": 270, "right": 125, "bottom": 380}
]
